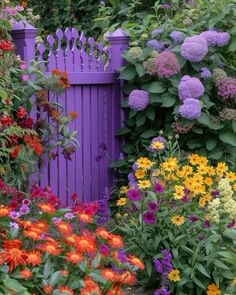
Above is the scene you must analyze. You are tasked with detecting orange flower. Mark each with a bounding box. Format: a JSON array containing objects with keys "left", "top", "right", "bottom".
[
  {"left": 127, "top": 255, "right": 144, "bottom": 270},
  {"left": 107, "top": 286, "right": 125, "bottom": 295},
  {"left": 101, "top": 269, "right": 117, "bottom": 282},
  {"left": 10, "top": 145, "right": 22, "bottom": 159},
  {"left": 75, "top": 235, "right": 96, "bottom": 253},
  {"left": 18, "top": 220, "right": 32, "bottom": 229},
  {"left": 60, "top": 270, "right": 69, "bottom": 276},
  {"left": 80, "top": 277, "right": 101, "bottom": 295},
  {"left": 0, "top": 205, "right": 9, "bottom": 217},
  {"left": 20, "top": 268, "right": 32, "bottom": 279},
  {"left": 0, "top": 248, "right": 27, "bottom": 272},
  {"left": 23, "top": 229, "right": 41, "bottom": 240},
  {"left": 96, "top": 227, "right": 110, "bottom": 239},
  {"left": 66, "top": 252, "right": 83, "bottom": 264},
  {"left": 63, "top": 234, "right": 79, "bottom": 246},
  {"left": 69, "top": 112, "right": 78, "bottom": 119},
  {"left": 37, "top": 202, "right": 55, "bottom": 214},
  {"left": 118, "top": 271, "right": 136, "bottom": 285},
  {"left": 21, "top": 1, "right": 27, "bottom": 8},
  {"left": 55, "top": 221, "right": 72, "bottom": 235},
  {"left": 39, "top": 241, "right": 62, "bottom": 255},
  {"left": 3, "top": 239, "right": 22, "bottom": 250},
  {"left": 35, "top": 220, "right": 49, "bottom": 231},
  {"left": 77, "top": 212, "right": 93, "bottom": 223},
  {"left": 108, "top": 234, "right": 124, "bottom": 248},
  {"left": 43, "top": 285, "right": 53, "bottom": 294},
  {"left": 26, "top": 251, "right": 42, "bottom": 266},
  {"left": 58, "top": 286, "right": 74, "bottom": 294}
]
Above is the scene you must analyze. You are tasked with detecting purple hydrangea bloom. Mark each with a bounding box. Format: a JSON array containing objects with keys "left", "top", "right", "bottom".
[
  {"left": 156, "top": 50, "right": 180, "bottom": 78},
  {"left": 149, "top": 136, "right": 165, "bottom": 152},
  {"left": 143, "top": 211, "right": 156, "bottom": 224},
  {"left": 181, "top": 35, "right": 208, "bottom": 62},
  {"left": 128, "top": 189, "right": 141, "bottom": 201},
  {"left": 178, "top": 75, "right": 205, "bottom": 101},
  {"left": 170, "top": 31, "right": 184, "bottom": 43},
  {"left": 154, "top": 183, "right": 164, "bottom": 193},
  {"left": 200, "top": 31, "right": 230, "bottom": 47},
  {"left": 147, "top": 39, "right": 165, "bottom": 53},
  {"left": 179, "top": 98, "right": 202, "bottom": 120},
  {"left": 200, "top": 67, "right": 212, "bottom": 79},
  {"left": 148, "top": 202, "right": 158, "bottom": 212},
  {"left": 128, "top": 90, "right": 149, "bottom": 111}
]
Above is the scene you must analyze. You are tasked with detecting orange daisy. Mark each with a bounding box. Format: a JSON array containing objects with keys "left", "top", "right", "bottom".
[
  {"left": 75, "top": 235, "right": 96, "bottom": 253},
  {"left": 0, "top": 205, "right": 9, "bottom": 217},
  {"left": 19, "top": 268, "right": 32, "bottom": 279},
  {"left": 107, "top": 286, "right": 125, "bottom": 295},
  {"left": 0, "top": 248, "right": 27, "bottom": 272},
  {"left": 101, "top": 269, "right": 117, "bottom": 282},
  {"left": 23, "top": 229, "right": 42, "bottom": 240},
  {"left": 77, "top": 212, "right": 93, "bottom": 223},
  {"left": 66, "top": 252, "right": 83, "bottom": 264},
  {"left": 34, "top": 220, "right": 49, "bottom": 232},
  {"left": 127, "top": 255, "right": 145, "bottom": 270},
  {"left": 96, "top": 227, "right": 110, "bottom": 239},
  {"left": 108, "top": 234, "right": 124, "bottom": 248},
  {"left": 58, "top": 286, "right": 74, "bottom": 294},
  {"left": 26, "top": 251, "right": 42, "bottom": 266},
  {"left": 2, "top": 239, "right": 22, "bottom": 250},
  {"left": 118, "top": 271, "right": 136, "bottom": 285},
  {"left": 55, "top": 221, "right": 72, "bottom": 235},
  {"left": 39, "top": 241, "right": 62, "bottom": 255},
  {"left": 43, "top": 285, "right": 53, "bottom": 294},
  {"left": 37, "top": 202, "right": 55, "bottom": 214}
]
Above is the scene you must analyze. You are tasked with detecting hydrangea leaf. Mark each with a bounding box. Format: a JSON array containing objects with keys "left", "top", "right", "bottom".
[
  {"left": 219, "top": 131, "right": 236, "bottom": 147},
  {"left": 142, "top": 82, "right": 166, "bottom": 93}
]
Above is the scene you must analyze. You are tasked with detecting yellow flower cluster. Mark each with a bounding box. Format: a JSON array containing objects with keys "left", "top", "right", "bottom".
[{"left": 218, "top": 178, "right": 236, "bottom": 220}]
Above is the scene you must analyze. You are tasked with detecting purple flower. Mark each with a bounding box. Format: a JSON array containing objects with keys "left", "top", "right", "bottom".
[
  {"left": 160, "top": 4, "right": 171, "bottom": 9},
  {"left": 200, "top": 67, "right": 212, "bottom": 79},
  {"left": 147, "top": 39, "right": 165, "bottom": 53},
  {"left": 181, "top": 195, "right": 190, "bottom": 203},
  {"left": 155, "top": 50, "right": 180, "bottom": 78},
  {"left": 9, "top": 211, "right": 20, "bottom": 219},
  {"left": 216, "top": 77, "right": 236, "bottom": 100},
  {"left": 52, "top": 217, "right": 61, "bottom": 223},
  {"left": 198, "top": 234, "right": 205, "bottom": 241},
  {"left": 20, "top": 63, "right": 27, "bottom": 70},
  {"left": 154, "top": 258, "right": 163, "bottom": 273},
  {"left": 16, "top": 6, "right": 24, "bottom": 11},
  {"left": 203, "top": 220, "right": 210, "bottom": 228},
  {"left": 100, "top": 244, "right": 109, "bottom": 255},
  {"left": 9, "top": 222, "right": 19, "bottom": 229},
  {"left": 188, "top": 215, "right": 199, "bottom": 222},
  {"left": 143, "top": 211, "right": 156, "bottom": 224},
  {"left": 128, "top": 89, "right": 149, "bottom": 111},
  {"left": 119, "top": 153, "right": 125, "bottom": 160},
  {"left": 154, "top": 182, "right": 164, "bottom": 193},
  {"left": 227, "top": 220, "right": 235, "bottom": 229},
  {"left": 64, "top": 212, "right": 75, "bottom": 219},
  {"left": 22, "top": 74, "right": 30, "bottom": 81},
  {"left": 148, "top": 202, "right": 158, "bottom": 212},
  {"left": 128, "top": 189, "right": 141, "bottom": 201},
  {"left": 178, "top": 75, "right": 205, "bottom": 101},
  {"left": 211, "top": 190, "right": 220, "bottom": 196},
  {"left": 132, "top": 163, "right": 138, "bottom": 171},
  {"left": 151, "top": 28, "right": 163, "bottom": 37},
  {"left": 179, "top": 98, "right": 202, "bottom": 120},
  {"left": 170, "top": 31, "right": 184, "bottom": 43},
  {"left": 19, "top": 205, "right": 30, "bottom": 215},
  {"left": 200, "top": 31, "right": 230, "bottom": 47},
  {"left": 128, "top": 173, "right": 136, "bottom": 186},
  {"left": 181, "top": 35, "right": 208, "bottom": 62},
  {"left": 118, "top": 250, "right": 128, "bottom": 263}
]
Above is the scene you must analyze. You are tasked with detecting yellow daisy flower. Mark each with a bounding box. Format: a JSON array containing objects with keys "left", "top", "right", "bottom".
[
  {"left": 206, "top": 283, "right": 220, "bottom": 295},
  {"left": 138, "top": 180, "right": 151, "bottom": 189},
  {"left": 162, "top": 157, "right": 178, "bottom": 172},
  {"left": 171, "top": 215, "right": 185, "bottom": 226},
  {"left": 136, "top": 157, "right": 154, "bottom": 169},
  {"left": 135, "top": 169, "right": 145, "bottom": 179},
  {"left": 151, "top": 141, "right": 164, "bottom": 150},
  {"left": 182, "top": 165, "right": 193, "bottom": 176},
  {"left": 233, "top": 182, "right": 236, "bottom": 191},
  {"left": 188, "top": 154, "right": 200, "bottom": 165},
  {"left": 216, "top": 162, "right": 228, "bottom": 175},
  {"left": 116, "top": 198, "right": 127, "bottom": 206},
  {"left": 173, "top": 185, "right": 185, "bottom": 200},
  {"left": 120, "top": 186, "right": 128, "bottom": 194},
  {"left": 204, "top": 177, "right": 213, "bottom": 186},
  {"left": 196, "top": 156, "right": 208, "bottom": 166},
  {"left": 167, "top": 269, "right": 180, "bottom": 282},
  {"left": 225, "top": 171, "right": 236, "bottom": 181}
]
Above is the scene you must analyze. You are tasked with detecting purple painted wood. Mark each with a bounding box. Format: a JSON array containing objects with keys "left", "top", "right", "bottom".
[{"left": 12, "top": 23, "right": 130, "bottom": 202}]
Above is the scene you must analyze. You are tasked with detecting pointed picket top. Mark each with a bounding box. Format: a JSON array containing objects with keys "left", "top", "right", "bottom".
[
  {"left": 65, "top": 28, "right": 73, "bottom": 71},
  {"left": 47, "top": 35, "right": 56, "bottom": 71},
  {"left": 80, "top": 31, "right": 89, "bottom": 72},
  {"left": 56, "top": 29, "right": 65, "bottom": 70},
  {"left": 71, "top": 28, "right": 81, "bottom": 72},
  {"left": 88, "top": 37, "right": 96, "bottom": 71},
  {"left": 97, "top": 42, "right": 104, "bottom": 72},
  {"left": 104, "top": 46, "right": 112, "bottom": 72}
]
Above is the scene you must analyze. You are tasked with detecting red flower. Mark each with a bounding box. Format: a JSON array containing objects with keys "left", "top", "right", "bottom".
[
  {"left": 0, "top": 40, "right": 14, "bottom": 51},
  {"left": 10, "top": 145, "right": 22, "bottom": 159},
  {"left": 16, "top": 107, "right": 27, "bottom": 119}
]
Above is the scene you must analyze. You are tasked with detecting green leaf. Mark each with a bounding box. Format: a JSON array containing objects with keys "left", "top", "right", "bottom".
[
  {"left": 209, "top": 150, "right": 224, "bottom": 160},
  {"left": 143, "top": 82, "right": 166, "bottom": 93},
  {"left": 196, "top": 264, "right": 211, "bottom": 278},
  {"left": 119, "top": 64, "right": 136, "bottom": 80},
  {"left": 192, "top": 277, "right": 206, "bottom": 290},
  {"left": 135, "top": 63, "right": 146, "bottom": 77},
  {"left": 140, "top": 130, "right": 156, "bottom": 138},
  {"left": 232, "top": 121, "right": 236, "bottom": 133},
  {"left": 3, "top": 276, "right": 26, "bottom": 292},
  {"left": 49, "top": 271, "right": 62, "bottom": 286},
  {"left": 214, "top": 259, "right": 229, "bottom": 270},
  {"left": 149, "top": 93, "right": 163, "bottom": 103},
  {"left": 92, "top": 253, "right": 101, "bottom": 268},
  {"left": 145, "top": 260, "right": 153, "bottom": 277},
  {"left": 139, "top": 46, "right": 154, "bottom": 60},
  {"left": 145, "top": 106, "right": 156, "bottom": 121},
  {"left": 110, "top": 160, "right": 127, "bottom": 168},
  {"left": 219, "top": 131, "right": 236, "bottom": 147},
  {"left": 136, "top": 113, "right": 146, "bottom": 127},
  {"left": 228, "top": 39, "right": 236, "bottom": 52},
  {"left": 116, "top": 127, "right": 131, "bottom": 136},
  {"left": 206, "top": 138, "right": 217, "bottom": 151},
  {"left": 161, "top": 96, "right": 176, "bottom": 107}
]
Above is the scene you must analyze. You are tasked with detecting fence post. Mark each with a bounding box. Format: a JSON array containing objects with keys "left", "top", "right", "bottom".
[
  {"left": 11, "top": 21, "right": 37, "bottom": 65},
  {"left": 108, "top": 29, "right": 130, "bottom": 71}
]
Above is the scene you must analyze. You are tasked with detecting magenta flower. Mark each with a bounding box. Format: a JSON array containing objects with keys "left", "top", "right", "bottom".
[
  {"left": 16, "top": 5, "right": 24, "bottom": 11},
  {"left": 203, "top": 220, "right": 210, "bottom": 228},
  {"left": 22, "top": 74, "right": 30, "bottom": 81},
  {"left": 9, "top": 211, "right": 20, "bottom": 219},
  {"left": 22, "top": 199, "right": 31, "bottom": 206},
  {"left": 9, "top": 222, "right": 19, "bottom": 229},
  {"left": 160, "top": 4, "right": 171, "bottom": 9},
  {"left": 64, "top": 212, "right": 75, "bottom": 219},
  {"left": 227, "top": 220, "right": 235, "bottom": 229},
  {"left": 188, "top": 215, "right": 199, "bottom": 222},
  {"left": 143, "top": 211, "right": 156, "bottom": 224},
  {"left": 128, "top": 189, "right": 141, "bottom": 201},
  {"left": 20, "top": 63, "right": 27, "bottom": 70},
  {"left": 100, "top": 244, "right": 109, "bottom": 255},
  {"left": 154, "top": 183, "right": 164, "bottom": 193},
  {"left": 19, "top": 205, "right": 30, "bottom": 215},
  {"left": 148, "top": 202, "right": 158, "bottom": 212}
]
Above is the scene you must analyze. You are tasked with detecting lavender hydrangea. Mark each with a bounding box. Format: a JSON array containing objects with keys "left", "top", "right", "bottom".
[
  {"left": 200, "top": 67, "right": 212, "bottom": 79},
  {"left": 200, "top": 30, "right": 230, "bottom": 47},
  {"left": 128, "top": 89, "right": 149, "bottom": 111},
  {"left": 179, "top": 98, "right": 202, "bottom": 120},
  {"left": 170, "top": 31, "right": 184, "bottom": 43},
  {"left": 155, "top": 51, "right": 180, "bottom": 78},
  {"left": 178, "top": 75, "right": 204, "bottom": 101},
  {"left": 147, "top": 39, "right": 164, "bottom": 53},
  {"left": 181, "top": 35, "right": 208, "bottom": 62}
]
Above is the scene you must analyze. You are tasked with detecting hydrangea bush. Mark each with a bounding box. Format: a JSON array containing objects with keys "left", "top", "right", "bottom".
[
  {"left": 0, "top": 181, "right": 143, "bottom": 294},
  {"left": 115, "top": 139, "right": 236, "bottom": 294},
  {"left": 113, "top": 27, "right": 236, "bottom": 186}
]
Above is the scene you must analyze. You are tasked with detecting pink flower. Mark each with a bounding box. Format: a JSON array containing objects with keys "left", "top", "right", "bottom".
[
  {"left": 16, "top": 6, "right": 24, "bottom": 11},
  {"left": 155, "top": 51, "right": 180, "bottom": 78},
  {"left": 22, "top": 74, "right": 30, "bottom": 81},
  {"left": 20, "top": 63, "right": 27, "bottom": 70}
]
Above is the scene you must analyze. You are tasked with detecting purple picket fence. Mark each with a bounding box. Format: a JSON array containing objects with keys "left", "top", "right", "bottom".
[{"left": 11, "top": 21, "right": 130, "bottom": 204}]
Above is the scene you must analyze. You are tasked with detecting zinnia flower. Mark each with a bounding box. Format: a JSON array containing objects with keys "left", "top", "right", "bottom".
[
  {"left": 171, "top": 215, "right": 185, "bottom": 226},
  {"left": 127, "top": 189, "right": 141, "bottom": 201},
  {"left": 206, "top": 283, "right": 221, "bottom": 295},
  {"left": 0, "top": 248, "right": 28, "bottom": 272},
  {"left": 143, "top": 211, "right": 156, "bottom": 224},
  {"left": 167, "top": 269, "right": 180, "bottom": 282}
]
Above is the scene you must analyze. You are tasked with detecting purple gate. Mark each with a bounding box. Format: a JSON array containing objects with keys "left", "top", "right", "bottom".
[{"left": 11, "top": 22, "right": 130, "bottom": 204}]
